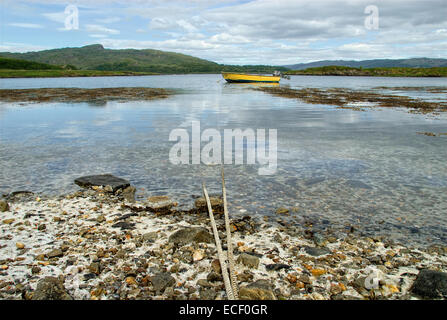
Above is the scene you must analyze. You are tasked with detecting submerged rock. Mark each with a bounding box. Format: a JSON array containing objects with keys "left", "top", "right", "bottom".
[
  {"left": 74, "top": 174, "right": 130, "bottom": 193},
  {"left": 32, "top": 277, "right": 72, "bottom": 300},
  {"left": 304, "top": 177, "right": 325, "bottom": 186},
  {"left": 275, "top": 207, "right": 289, "bottom": 215},
  {"left": 5, "top": 191, "right": 34, "bottom": 202},
  {"left": 411, "top": 269, "right": 447, "bottom": 299},
  {"left": 194, "top": 196, "right": 223, "bottom": 214},
  {"left": 346, "top": 180, "right": 372, "bottom": 189}
]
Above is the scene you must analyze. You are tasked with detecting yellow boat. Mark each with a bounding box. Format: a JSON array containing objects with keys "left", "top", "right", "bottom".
[{"left": 222, "top": 72, "right": 281, "bottom": 83}]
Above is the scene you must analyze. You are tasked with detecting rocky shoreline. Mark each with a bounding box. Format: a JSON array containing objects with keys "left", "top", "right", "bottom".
[{"left": 1, "top": 175, "right": 446, "bottom": 300}]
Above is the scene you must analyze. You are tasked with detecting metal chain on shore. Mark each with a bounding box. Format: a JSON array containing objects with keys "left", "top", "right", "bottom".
[{"left": 202, "top": 181, "right": 235, "bottom": 300}]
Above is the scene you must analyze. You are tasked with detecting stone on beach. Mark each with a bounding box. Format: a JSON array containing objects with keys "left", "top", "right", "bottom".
[
  {"left": 239, "top": 280, "right": 276, "bottom": 300},
  {"left": 168, "top": 227, "right": 213, "bottom": 245},
  {"left": 237, "top": 253, "right": 260, "bottom": 269},
  {"left": 265, "top": 264, "right": 291, "bottom": 271},
  {"left": 0, "top": 200, "right": 9, "bottom": 212},
  {"left": 304, "top": 246, "right": 331, "bottom": 257},
  {"left": 74, "top": 174, "right": 130, "bottom": 193},
  {"left": 32, "top": 277, "right": 72, "bottom": 300},
  {"left": 151, "top": 272, "right": 176, "bottom": 292},
  {"left": 16, "top": 242, "right": 25, "bottom": 249},
  {"left": 146, "top": 196, "right": 174, "bottom": 214},
  {"left": 411, "top": 269, "right": 447, "bottom": 299},
  {"left": 122, "top": 186, "right": 136, "bottom": 202}
]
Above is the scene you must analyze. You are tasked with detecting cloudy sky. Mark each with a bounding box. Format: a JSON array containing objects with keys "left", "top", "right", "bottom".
[{"left": 1, "top": 0, "right": 446, "bottom": 65}]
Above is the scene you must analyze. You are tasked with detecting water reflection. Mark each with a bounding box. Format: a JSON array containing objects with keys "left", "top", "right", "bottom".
[{"left": 1, "top": 75, "right": 447, "bottom": 246}]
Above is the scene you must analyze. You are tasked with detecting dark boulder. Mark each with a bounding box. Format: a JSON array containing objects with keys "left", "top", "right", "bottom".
[
  {"left": 411, "top": 269, "right": 447, "bottom": 299},
  {"left": 74, "top": 174, "right": 130, "bottom": 192}
]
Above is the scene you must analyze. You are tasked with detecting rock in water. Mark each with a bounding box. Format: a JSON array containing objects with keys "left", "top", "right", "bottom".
[
  {"left": 74, "top": 174, "right": 130, "bottom": 193},
  {"left": 32, "top": 277, "right": 73, "bottom": 300},
  {"left": 411, "top": 269, "right": 447, "bottom": 299},
  {"left": 194, "top": 196, "right": 224, "bottom": 214},
  {"left": 275, "top": 207, "right": 289, "bottom": 215},
  {"left": 168, "top": 227, "right": 213, "bottom": 245},
  {"left": 239, "top": 280, "right": 276, "bottom": 300}
]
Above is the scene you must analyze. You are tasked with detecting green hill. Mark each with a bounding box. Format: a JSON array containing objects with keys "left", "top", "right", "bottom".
[
  {"left": 0, "top": 44, "right": 286, "bottom": 74},
  {"left": 0, "top": 57, "right": 65, "bottom": 70},
  {"left": 284, "top": 58, "right": 447, "bottom": 70}
]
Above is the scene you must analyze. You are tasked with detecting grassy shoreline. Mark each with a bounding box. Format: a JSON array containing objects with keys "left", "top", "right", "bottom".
[
  {"left": 285, "top": 66, "right": 447, "bottom": 77},
  {"left": 0, "top": 69, "right": 159, "bottom": 78}
]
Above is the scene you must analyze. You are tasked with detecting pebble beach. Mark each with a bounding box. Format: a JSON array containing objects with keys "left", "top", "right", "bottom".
[{"left": 1, "top": 176, "right": 446, "bottom": 300}]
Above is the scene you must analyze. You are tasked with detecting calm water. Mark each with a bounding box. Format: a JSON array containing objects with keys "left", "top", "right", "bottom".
[{"left": 1, "top": 74, "right": 447, "bottom": 247}]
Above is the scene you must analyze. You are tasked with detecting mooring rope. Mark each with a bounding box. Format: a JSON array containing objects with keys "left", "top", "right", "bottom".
[
  {"left": 221, "top": 167, "right": 239, "bottom": 299},
  {"left": 202, "top": 181, "right": 235, "bottom": 300}
]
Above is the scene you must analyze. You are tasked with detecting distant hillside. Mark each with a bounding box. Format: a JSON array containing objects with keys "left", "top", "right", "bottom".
[
  {"left": 286, "top": 65, "right": 447, "bottom": 77},
  {"left": 0, "top": 57, "right": 64, "bottom": 70},
  {"left": 0, "top": 44, "right": 286, "bottom": 74},
  {"left": 285, "top": 58, "right": 447, "bottom": 70}
]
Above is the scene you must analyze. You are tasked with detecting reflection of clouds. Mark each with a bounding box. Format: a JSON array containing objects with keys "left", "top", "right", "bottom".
[
  {"left": 55, "top": 126, "right": 84, "bottom": 139},
  {"left": 328, "top": 109, "right": 361, "bottom": 124},
  {"left": 92, "top": 114, "right": 122, "bottom": 126}
]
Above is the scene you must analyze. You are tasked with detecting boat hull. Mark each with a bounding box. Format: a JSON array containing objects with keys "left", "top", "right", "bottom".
[{"left": 222, "top": 72, "right": 280, "bottom": 83}]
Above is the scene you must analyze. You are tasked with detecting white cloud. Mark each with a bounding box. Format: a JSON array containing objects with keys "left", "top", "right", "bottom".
[
  {"left": 42, "top": 11, "right": 66, "bottom": 24},
  {"left": 85, "top": 24, "right": 120, "bottom": 35},
  {"left": 96, "top": 17, "right": 121, "bottom": 24},
  {"left": 0, "top": 42, "right": 49, "bottom": 52},
  {"left": 8, "top": 23, "right": 44, "bottom": 29},
  {"left": 7, "top": 0, "right": 447, "bottom": 64},
  {"left": 89, "top": 34, "right": 108, "bottom": 38}
]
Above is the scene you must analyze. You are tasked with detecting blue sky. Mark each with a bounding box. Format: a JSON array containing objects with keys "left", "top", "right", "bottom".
[{"left": 1, "top": 0, "right": 446, "bottom": 65}]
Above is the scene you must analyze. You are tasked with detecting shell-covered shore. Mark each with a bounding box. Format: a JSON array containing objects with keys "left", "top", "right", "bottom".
[{"left": 1, "top": 186, "right": 446, "bottom": 300}]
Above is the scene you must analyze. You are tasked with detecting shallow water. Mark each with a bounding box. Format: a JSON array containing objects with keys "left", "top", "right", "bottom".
[{"left": 1, "top": 74, "right": 447, "bottom": 247}]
